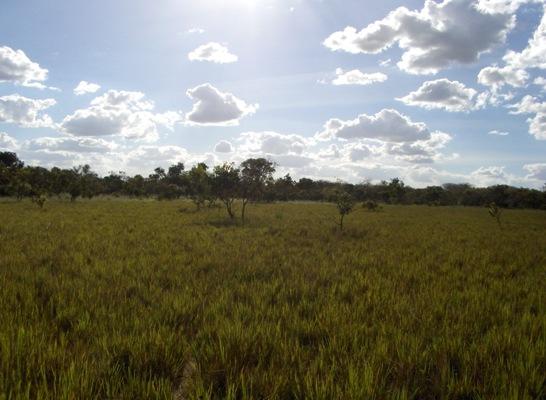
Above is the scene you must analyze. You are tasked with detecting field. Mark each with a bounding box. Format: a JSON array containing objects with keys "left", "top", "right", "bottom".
[{"left": 0, "top": 199, "right": 545, "bottom": 399}]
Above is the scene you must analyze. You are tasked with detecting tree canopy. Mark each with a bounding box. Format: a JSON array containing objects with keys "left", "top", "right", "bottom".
[{"left": 0, "top": 151, "right": 545, "bottom": 210}]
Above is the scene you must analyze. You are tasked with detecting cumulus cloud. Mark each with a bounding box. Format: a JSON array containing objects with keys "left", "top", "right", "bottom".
[
  {"left": 238, "top": 131, "right": 311, "bottom": 155},
  {"left": 385, "top": 131, "right": 452, "bottom": 163},
  {"left": 232, "top": 131, "right": 316, "bottom": 168},
  {"left": 476, "top": 0, "right": 543, "bottom": 14},
  {"left": 398, "top": 79, "right": 479, "bottom": 112},
  {"left": 74, "top": 81, "right": 101, "bottom": 96},
  {"left": 348, "top": 144, "right": 372, "bottom": 161},
  {"left": 0, "top": 46, "right": 49, "bottom": 88},
  {"left": 123, "top": 145, "right": 190, "bottom": 174},
  {"left": 523, "top": 163, "right": 546, "bottom": 180},
  {"left": 317, "top": 109, "right": 431, "bottom": 143},
  {"left": 509, "top": 95, "right": 546, "bottom": 140},
  {"left": 470, "top": 166, "right": 511, "bottom": 186},
  {"left": 503, "top": 6, "right": 546, "bottom": 70},
  {"left": 477, "top": 65, "right": 529, "bottom": 89},
  {"left": 318, "top": 144, "right": 341, "bottom": 159},
  {"left": 185, "top": 84, "right": 257, "bottom": 126},
  {"left": 534, "top": 76, "right": 546, "bottom": 91},
  {"left": 323, "top": 0, "right": 516, "bottom": 75},
  {"left": 332, "top": 68, "right": 388, "bottom": 86},
  {"left": 24, "top": 136, "right": 117, "bottom": 154},
  {"left": 61, "top": 90, "right": 178, "bottom": 142},
  {"left": 0, "top": 132, "right": 19, "bottom": 150},
  {"left": 188, "top": 42, "right": 238, "bottom": 64},
  {"left": 0, "top": 94, "right": 56, "bottom": 128},
  {"left": 214, "top": 140, "right": 234, "bottom": 153}
]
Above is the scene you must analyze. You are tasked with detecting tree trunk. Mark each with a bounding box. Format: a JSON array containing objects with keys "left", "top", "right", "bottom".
[
  {"left": 241, "top": 199, "right": 248, "bottom": 226},
  {"left": 225, "top": 199, "right": 234, "bottom": 219}
]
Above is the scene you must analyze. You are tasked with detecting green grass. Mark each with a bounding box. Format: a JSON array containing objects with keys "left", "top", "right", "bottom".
[{"left": 0, "top": 199, "right": 545, "bottom": 399}]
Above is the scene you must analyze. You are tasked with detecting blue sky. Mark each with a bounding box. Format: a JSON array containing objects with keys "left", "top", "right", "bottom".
[{"left": 1, "top": 0, "right": 545, "bottom": 187}]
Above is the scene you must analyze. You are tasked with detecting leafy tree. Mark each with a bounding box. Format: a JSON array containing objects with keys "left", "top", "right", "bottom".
[
  {"left": 31, "top": 193, "right": 47, "bottom": 209},
  {"left": 125, "top": 174, "right": 146, "bottom": 197},
  {"left": 363, "top": 200, "right": 379, "bottom": 211},
  {"left": 168, "top": 162, "right": 185, "bottom": 179},
  {"left": 213, "top": 163, "right": 240, "bottom": 219},
  {"left": 188, "top": 163, "right": 212, "bottom": 210},
  {"left": 157, "top": 183, "right": 184, "bottom": 200},
  {"left": 271, "top": 174, "right": 296, "bottom": 201},
  {"left": 333, "top": 190, "right": 356, "bottom": 231},
  {"left": 0, "top": 152, "right": 24, "bottom": 169},
  {"left": 387, "top": 178, "right": 406, "bottom": 204},
  {"left": 239, "top": 158, "right": 275, "bottom": 225}
]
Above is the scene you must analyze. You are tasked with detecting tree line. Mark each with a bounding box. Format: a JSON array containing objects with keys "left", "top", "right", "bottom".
[{"left": 1, "top": 151, "right": 545, "bottom": 213}]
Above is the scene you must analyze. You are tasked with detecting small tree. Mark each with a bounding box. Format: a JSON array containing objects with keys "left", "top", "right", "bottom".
[
  {"left": 188, "top": 163, "right": 213, "bottom": 210},
  {"left": 488, "top": 202, "right": 503, "bottom": 229},
  {"left": 239, "top": 158, "right": 275, "bottom": 226},
  {"left": 334, "top": 190, "right": 356, "bottom": 231},
  {"left": 31, "top": 193, "right": 47, "bottom": 209},
  {"left": 363, "top": 200, "right": 379, "bottom": 212},
  {"left": 212, "top": 163, "right": 240, "bottom": 219}
]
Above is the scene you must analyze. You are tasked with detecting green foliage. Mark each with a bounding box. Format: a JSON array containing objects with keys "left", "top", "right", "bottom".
[
  {"left": 239, "top": 158, "right": 276, "bottom": 225},
  {"left": 2, "top": 152, "right": 546, "bottom": 210},
  {"left": 0, "top": 200, "right": 545, "bottom": 398},
  {"left": 187, "top": 163, "right": 213, "bottom": 210},
  {"left": 332, "top": 190, "right": 356, "bottom": 231},
  {"left": 31, "top": 193, "right": 47, "bottom": 209},
  {"left": 363, "top": 200, "right": 380, "bottom": 212},
  {"left": 213, "top": 163, "right": 240, "bottom": 219}
]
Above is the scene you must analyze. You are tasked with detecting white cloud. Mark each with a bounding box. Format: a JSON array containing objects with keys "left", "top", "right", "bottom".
[
  {"left": 317, "top": 109, "right": 431, "bottom": 143},
  {"left": 214, "top": 140, "right": 234, "bottom": 153},
  {"left": 188, "top": 42, "right": 238, "bottom": 64},
  {"left": 123, "top": 145, "right": 190, "bottom": 174},
  {"left": 398, "top": 79, "right": 479, "bottom": 112},
  {"left": 385, "top": 131, "right": 452, "bottom": 163},
  {"left": 534, "top": 76, "right": 546, "bottom": 91},
  {"left": 318, "top": 144, "right": 341, "bottom": 159},
  {"left": 0, "top": 132, "right": 19, "bottom": 150},
  {"left": 477, "top": 65, "right": 529, "bottom": 89},
  {"left": 74, "top": 81, "right": 101, "bottom": 96},
  {"left": 186, "top": 28, "right": 205, "bottom": 34},
  {"left": 348, "top": 144, "right": 372, "bottom": 161},
  {"left": 61, "top": 90, "right": 177, "bottom": 141},
  {"left": 323, "top": 0, "right": 516, "bottom": 75},
  {"left": 332, "top": 68, "right": 388, "bottom": 86},
  {"left": 476, "top": 0, "right": 543, "bottom": 14},
  {"left": 488, "top": 129, "right": 510, "bottom": 135},
  {"left": 238, "top": 131, "right": 311, "bottom": 155},
  {"left": 379, "top": 59, "right": 392, "bottom": 67},
  {"left": 185, "top": 84, "right": 257, "bottom": 126},
  {"left": 470, "top": 166, "right": 511, "bottom": 186},
  {"left": 523, "top": 163, "right": 546, "bottom": 181},
  {"left": 24, "top": 136, "right": 117, "bottom": 154},
  {"left": 509, "top": 95, "right": 546, "bottom": 140},
  {"left": 0, "top": 46, "right": 49, "bottom": 88},
  {"left": 503, "top": 6, "right": 546, "bottom": 70},
  {"left": 0, "top": 94, "right": 56, "bottom": 128}
]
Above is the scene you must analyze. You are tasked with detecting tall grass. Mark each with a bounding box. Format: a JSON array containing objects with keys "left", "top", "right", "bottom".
[{"left": 0, "top": 200, "right": 545, "bottom": 399}]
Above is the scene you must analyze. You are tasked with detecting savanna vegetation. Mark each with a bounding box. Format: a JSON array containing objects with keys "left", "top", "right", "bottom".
[
  {"left": 1, "top": 198, "right": 545, "bottom": 399},
  {"left": 2, "top": 151, "right": 546, "bottom": 210},
  {"left": 1, "top": 151, "right": 546, "bottom": 398}
]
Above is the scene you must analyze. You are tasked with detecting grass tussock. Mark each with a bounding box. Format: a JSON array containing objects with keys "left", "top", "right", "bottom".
[{"left": 0, "top": 200, "right": 545, "bottom": 399}]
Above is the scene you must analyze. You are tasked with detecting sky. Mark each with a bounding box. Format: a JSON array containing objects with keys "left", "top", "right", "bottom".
[{"left": 1, "top": 0, "right": 546, "bottom": 188}]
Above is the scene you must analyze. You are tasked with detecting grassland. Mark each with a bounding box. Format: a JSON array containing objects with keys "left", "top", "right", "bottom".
[{"left": 0, "top": 199, "right": 545, "bottom": 399}]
